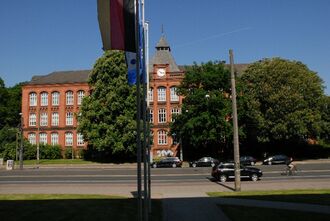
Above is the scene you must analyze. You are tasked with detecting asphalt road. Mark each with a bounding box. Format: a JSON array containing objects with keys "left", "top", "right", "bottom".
[{"left": 1, "top": 162, "right": 330, "bottom": 197}]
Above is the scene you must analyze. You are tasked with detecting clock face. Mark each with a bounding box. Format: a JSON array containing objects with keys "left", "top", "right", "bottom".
[{"left": 157, "top": 68, "right": 166, "bottom": 77}]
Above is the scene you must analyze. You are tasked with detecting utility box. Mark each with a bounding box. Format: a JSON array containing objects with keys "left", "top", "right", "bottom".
[{"left": 6, "top": 160, "right": 14, "bottom": 170}]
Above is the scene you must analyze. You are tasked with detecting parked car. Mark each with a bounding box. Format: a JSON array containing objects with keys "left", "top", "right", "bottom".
[
  {"left": 189, "top": 157, "right": 219, "bottom": 168},
  {"left": 240, "top": 156, "right": 257, "bottom": 166},
  {"left": 151, "top": 157, "right": 182, "bottom": 168},
  {"left": 263, "top": 154, "right": 290, "bottom": 165},
  {"left": 211, "top": 162, "right": 263, "bottom": 182}
]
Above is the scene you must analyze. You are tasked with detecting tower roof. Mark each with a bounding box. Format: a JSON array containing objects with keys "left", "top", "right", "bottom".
[{"left": 150, "top": 36, "right": 180, "bottom": 72}]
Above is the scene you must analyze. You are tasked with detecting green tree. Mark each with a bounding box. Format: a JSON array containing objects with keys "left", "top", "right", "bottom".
[
  {"left": 170, "top": 61, "right": 234, "bottom": 158},
  {"left": 78, "top": 51, "right": 137, "bottom": 160},
  {"left": 239, "top": 58, "right": 325, "bottom": 145}
]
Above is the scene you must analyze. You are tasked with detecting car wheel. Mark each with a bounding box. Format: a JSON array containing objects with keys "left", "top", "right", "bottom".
[
  {"left": 251, "top": 174, "right": 259, "bottom": 182},
  {"left": 268, "top": 161, "right": 272, "bottom": 165},
  {"left": 172, "top": 163, "right": 177, "bottom": 168},
  {"left": 192, "top": 163, "right": 197, "bottom": 168},
  {"left": 211, "top": 163, "right": 215, "bottom": 167},
  {"left": 220, "top": 175, "right": 227, "bottom": 183},
  {"left": 153, "top": 164, "right": 157, "bottom": 168}
]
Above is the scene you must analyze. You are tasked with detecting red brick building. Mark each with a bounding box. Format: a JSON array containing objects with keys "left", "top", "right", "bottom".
[{"left": 21, "top": 70, "right": 90, "bottom": 153}]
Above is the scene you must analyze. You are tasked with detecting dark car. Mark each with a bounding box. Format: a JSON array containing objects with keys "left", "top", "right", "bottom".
[
  {"left": 151, "top": 157, "right": 182, "bottom": 168},
  {"left": 240, "top": 156, "right": 257, "bottom": 166},
  {"left": 263, "top": 154, "right": 290, "bottom": 165},
  {"left": 189, "top": 157, "right": 219, "bottom": 168},
  {"left": 211, "top": 162, "right": 263, "bottom": 182}
]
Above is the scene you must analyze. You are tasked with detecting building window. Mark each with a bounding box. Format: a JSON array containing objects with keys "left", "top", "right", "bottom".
[
  {"left": 52, "top": 92, "right": 60, "bottom": 106},
  {"left": 65, "top": 132, "right": 73, "bottom": 146},
  {"left": 51, "top": 133, "right": 59, "bottom": 145},
  {"left": 28, "top": 133, "right": 36, "bottom": 145},
  {"left": 66, "top": 91, "right": 74, "bottom": 105},
  {"left": 148, "top": 88, "right": 153, "bottom": 102},
  {"left": 29, "top": 113, "right": 36, "bottom": 126},
  {"left": 170, "top": 87, "right": 179, "bottom": 102},
  {"left": 51, "top": 112, "right": 59, "bottom": 126},
  {"left": 29, "top": 92, "right": 37, "bottom": 106},
  {"left": 171, "top": 107, "right": 181, "bottom": 122},
  {"left": 158, "top": 130, "right": 167, "bottom": 145},
  {"left": 77, "top": 133, "right": 84, "bottom": 146},
  {"left": 40, "top": 112, "right": 48, "bottom": 126},
  {"left": 66, "top": 112, "right": 73, "bottom": 126},
  {"left": 77, "top": 90, "right": 85, "bottom": 105},
  {"left": 149, "top": 109, "right": 153, "bottom": 123},
  {"left": 39, "top": 132, "right": 47, "bottom": 144},
  {"left": 157, "top": 87, "right": 166, "bottom": 102},
  {"left": 158, "top": 108, "right": 166, "bottom": 123},
  {"left": 40, "top": 92, "right": 48, "bottom": 106}
]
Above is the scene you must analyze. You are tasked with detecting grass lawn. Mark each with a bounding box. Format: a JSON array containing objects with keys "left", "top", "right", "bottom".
[
  {"left": 208, "top": 189, "right": 330, "bottom": 206},
  {"left": 0, "top": 194, "right": 162, "bottom": 221},
  {"left": 17, "top": 159, "right": 97, "bottom": 165}
]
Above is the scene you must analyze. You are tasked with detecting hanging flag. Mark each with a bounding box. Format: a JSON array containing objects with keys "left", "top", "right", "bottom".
[
  {"left": 125, "top": 52, "right": 137, "bottom": 85},
  {"left": 97, "top": 0, "right": 136, "bottom": 52}
]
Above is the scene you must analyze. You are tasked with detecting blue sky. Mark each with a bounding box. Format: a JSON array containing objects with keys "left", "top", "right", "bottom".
[{"left": 0, "top": 0, "right": 329, "bottom": 95}]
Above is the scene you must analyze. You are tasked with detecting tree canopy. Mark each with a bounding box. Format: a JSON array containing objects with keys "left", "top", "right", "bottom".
[
  {"left": 170, "top": 61, "right": 234, "bottom": 158},
  {"left": 78, "top": 51, "right": 138, "bottom": 160},
  {"left": 239, "top": 57, "right": 325, "bottom": 144}
]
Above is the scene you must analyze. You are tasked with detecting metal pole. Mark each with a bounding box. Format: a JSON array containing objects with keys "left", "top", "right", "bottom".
[
  {"left": 37, "top": 112, "right": 40, "bottom": 164},
  {"left": 19, "top": 113, "right": 24, "bottom": 170},
  {"left": 15, "top": 130, "right": 19, "bottom": 161},
  {"left": 135, "top": 1, "right": 142, "bottom": 220},
  {"left": 229, "top": 49, "right": 241, "bottom": 191}
]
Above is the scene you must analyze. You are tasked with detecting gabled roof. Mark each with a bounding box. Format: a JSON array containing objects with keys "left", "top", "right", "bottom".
[
  {"left": 27, "top": 70, "right": 90, "bottom": 85},
  {"left": 150, "top": 36, "right": 181, "bottom": 72}
]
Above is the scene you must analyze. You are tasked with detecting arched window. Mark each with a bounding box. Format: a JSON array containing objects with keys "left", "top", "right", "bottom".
[
  {"left": 40, "top": 92, "right": 48, "bottom": 106},
  {"left": 29, "top": 113, "right": 37, "bottom": 126},
  {"left": 51, "top": 133, "right": 59, "bottom": 145},
  {"left": 52, "top": 92, "right": 60, "bottom": 106},
  {"left": 77, "top": 90, "right": 85, "bottom": 105},
  {"left": 28, "top": 133, "right": 36, "bottom": 145},
  {"left": 158, "top": 108, "right": 166, "bottom": 123},
  {"left": 66, "top": 91, "right": 74, "bottom": 105},
  {"left": 39, "top": 132, "right": 47, "bottom": 144},
  {"left": 157, "top": 130, "right": 167, "bottom": 145},
  {"left": 29, "top": 92, "right": 37, "bottom": 106},
  {"left": 65, "top": 132, "right": 73, "bottom": 146},
  {"left": 148, "top": 88, "right": 153, "bottom": 102},
  {"left": 170, "top": 87, "right": 179, "bottom": 101},
  {"left": 157, "top": 87, "right": 166, "bottom": 102}
]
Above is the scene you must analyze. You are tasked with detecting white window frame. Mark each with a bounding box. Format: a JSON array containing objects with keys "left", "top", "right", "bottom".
[
  {"left": 158, "top": 108, "right": 166, "bottom": 123},
  {"left": 148, "top": 88, "right": 153, "bottom": 102},
  {"left": 51, "top": 112, "right": 59, "bottom": 126},
  {"left": 77, "top": 133, "right": 84, "bottom": 146},
  {"left": 40, "top": 112, "right": 48, "bottom": 126},
  {"left": 149, "top": 109, "right": 153, "bottom": 123},
  {"left": 66, "top": 91, "right": 74, "bottom": 105},
  {"left": 66, "top": 112, "right": 74, "bottom": 126},
  {"left": 40, "top": 92, "right": 48, "bottom": 106},
  {"left": 29, "top": 113, "right": 37, "bottom": 126},
  {"left": 28, "top": 133, "right": 36, "bottom": 145},
  {"left": 65, "top": 132, "right": 73, "bottom": 146},
  {"left": 39, "top": 132, "right": 47, "bottom": 144},
  {"left": 52, "top": 92, "right": 60, "bottom": 106},
  {"left": 157, "top": 87, "right": 166, "bottom": 102},
  {"left": 171, "top": 107, "right": 181, "bottom": 122},
  {"left": 29, "top": 92, "right": 37, "bottom": 106},
  {"left": 77, "top": 90, "right": 85, "bottom": 105},
  {"left": 170, "top": 87, "right": 179, "bottom": 102},
  {"left": 158, "top": 130, "right": 167, "bottom": 145},
  {"left": 51, "top": 133, "right": 59, "bottom": 145}
]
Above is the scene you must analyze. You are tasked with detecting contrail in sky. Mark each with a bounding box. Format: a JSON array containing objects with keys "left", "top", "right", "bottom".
[{"left": 175, "top": 27, "right": 252, "bottom": 48}]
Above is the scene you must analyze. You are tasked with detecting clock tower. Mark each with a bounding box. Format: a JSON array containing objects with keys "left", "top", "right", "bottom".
[{"left": 149, "top": 35, "right": 184, "bottom": 160}]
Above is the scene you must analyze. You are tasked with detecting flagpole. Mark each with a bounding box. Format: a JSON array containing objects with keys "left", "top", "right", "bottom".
[{"left": 135, "top": 1, "right": 142, "bottom": 221}]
